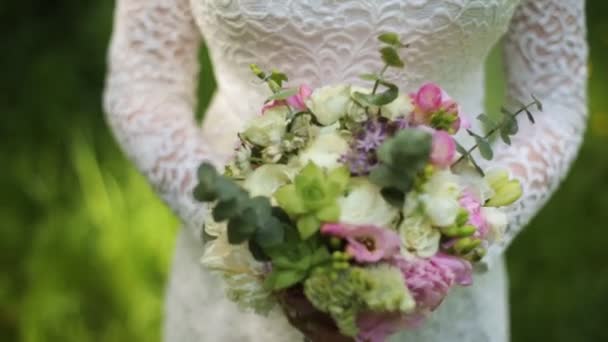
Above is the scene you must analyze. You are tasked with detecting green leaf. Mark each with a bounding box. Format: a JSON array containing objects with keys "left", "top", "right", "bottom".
[
  {"left": 265, "top": 269, "right": 307, "bottom": 290},
  {"left": 503, "top": 116, "right": 519, "bottom": 135},
  {"left": 227, "top": 213, "right": 257, "bottom": 244},
  {"left": 380, "top": 187, "right": 406, "bottom": 207},
  {"left": 193, "top": 183, "right": 218, "bottom": 202},
  {"left": 212, "top": 198, "right": 241, "bottom": 221},
  {"left": 500, "top": 130, "right": 512, "bottom": 145},
  {"left": 468, "top": 156, "right": 485, "bottom": 177},
  {"left": 475, "top": 136, "right": 494, "bottom": 160},
  {"left": 525, "top": 108, "right": 536, "bottom": 124},
  {"left": 269, "top": 70, "right": 288, "bottom": 87},
  {"left": 359, "top": 73, "right": 379, "bottom": 81},
  {"left": 378, "top": 32, "right": 402, "bottom": 46},
  {"left": 315, "top": 202, "right": 340, "bottom": 222},
  {"left": 297, "top": 215, "right": 321, "bottom": 240},
  {"left": 266, "top": 88, "right": 298, "bottom": 102},
  {"left": 309, "top": 247, "right": 331, "bottom": 266},
  {"left": 531, "top": 94, "right": 543, "bottom": 111},
  {"left": 455, "top": 142, "right": 468, "bottom": 156},
  {"left": 249, "top": 63, "right": 266, "bottom": 79},
  {"left": 351, "top": 81, "right": 399, "bottom": 107},
  {"left": 248, "top": 239, "right": 270, "bottom": 262},
  {"left": 254, "top": 216, "right": 285, "bottom": 248},
  {"left": 380, "top": 46, "right": 405, "bottom": 68},
  {"left": 477, "top": 113, "right": 497, "bottom": 129},
  {"left": 274, "top": 184, "right": 307, "bottom": 215},
  {"left": 326, "top": 166, "right": 350, "bottom": 195}
]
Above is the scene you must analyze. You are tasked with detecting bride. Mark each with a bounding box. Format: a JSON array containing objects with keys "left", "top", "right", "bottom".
[{"left": 104, "top": 1, "right": 588, "bottom": 341}]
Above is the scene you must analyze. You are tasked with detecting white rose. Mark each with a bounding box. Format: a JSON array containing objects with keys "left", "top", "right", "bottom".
[
  {"left": 420, "top": 193, "right": 461, "bottom": 227},
  {"left": 399, "top": 215, "right": 441, "bottom": 258},
  {"left": 242, "top": 106, "right": 288, "bottom": 147},
  {"left": 242, "top": 164, "right": 292, "bottom": 198},
  {"left": 422, "top": 169, "right": 461, "bottom": 198},
  {"left": 298, "top": 131, "right": 349, "bottom": 170},
  {"left": 482, "top": 207, "right": 508, "bottom": 242},
  {"left": 454, "top": 164, "right": 495, "bottom": 203},
  {"left": 306, "top": 85, "right": 352, "bottom": 125},
  {"left": 381, "top": 93, "right": 414, "bottom": 121},
  {"left": 338, "top": 179, "right": 399, "bottom": 228}
]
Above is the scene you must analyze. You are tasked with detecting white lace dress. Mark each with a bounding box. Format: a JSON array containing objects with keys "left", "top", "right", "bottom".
[{"left": 103, "top": 1, "right": 588, "bottom": 341}]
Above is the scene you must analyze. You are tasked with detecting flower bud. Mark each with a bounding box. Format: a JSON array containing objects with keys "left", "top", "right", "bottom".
[
  {"left": 454, "top": 237, "right": 481, "bottom": 255},
  {"left": 486, "top": 179, "right": 523, "bottom": 207}
]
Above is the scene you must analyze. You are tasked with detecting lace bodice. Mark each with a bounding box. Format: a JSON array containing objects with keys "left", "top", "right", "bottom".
[{"left": 103, "top": 0, "right": 588, "bottom": 341}]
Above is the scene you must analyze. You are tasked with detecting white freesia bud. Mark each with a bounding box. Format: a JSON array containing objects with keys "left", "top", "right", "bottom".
[
  {"left": 242, "top": 106, "right": 288, "bottom": 147},
  {"left": 242, "top": 164, "right": 292, "bottom": 198},
  {"left": 481, "top": 207, "right": 508, "bottom": 242},
  {"left": 338, "top": 179, "right": 399, "bottom": 228},
  {"left": 399, "top": 215, "right": 441, "bottom": 258},
  {"left": 298, "top": 131, "right": 349, "bottom": 170},
  {"left": 381, "top": 93, "right": 414, "bottom": 120},
  {"left": 306, "top": 85, "right": 352, "bottom": 125}
]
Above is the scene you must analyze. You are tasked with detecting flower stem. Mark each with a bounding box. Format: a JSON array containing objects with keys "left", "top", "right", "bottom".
[
  {"left": 371, "top": 64, "right": 390, "bottom": 95},
  {"left": 452, "top": 100, "right": 539, "bottom": 166}
]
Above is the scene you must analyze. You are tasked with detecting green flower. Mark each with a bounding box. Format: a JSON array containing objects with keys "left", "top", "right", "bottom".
[
  {"left": 274, "top": 162, "right": 350, "bottom": 239},
  {"left": 303, "top": 265, "right": 414, "bottom": 337}
]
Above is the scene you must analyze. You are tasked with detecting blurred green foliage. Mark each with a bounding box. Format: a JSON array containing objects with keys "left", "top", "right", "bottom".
[{"left": 1, "top": 1, "right": 607, "bottom": 341}]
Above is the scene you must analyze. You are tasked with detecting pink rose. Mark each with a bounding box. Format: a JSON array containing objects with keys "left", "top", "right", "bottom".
[{"left": 414, "top": 83, "right": 443, "bottom": 112}]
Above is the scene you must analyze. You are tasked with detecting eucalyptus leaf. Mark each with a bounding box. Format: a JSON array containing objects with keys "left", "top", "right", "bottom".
[
  {"left": 475, "top": 136, "right": 494, "bottom": 160},
  {"left": 227, "top": 215, "right": 256, "bottom": 244},
  {"left": 212, "top": 198, "right": 241, "bottom": 221},
  {"left": 380, "top": 46, "right": 405, "bottom": 68},
  {"left": 477, "top": 113, "right": 497, "bottom": 129},
  {"left": 468, "top": 156, "right": 485, "bottom": 176},
  {"left": 531, "top": 94, "right": 543, "bottom": 111},
  {"left": 352, "top": 81, "right": 399, "bottom": 107},
  {"left": 380, "top": 187, "right": 406, "bottom": 207},
  {"left": 500, "top": 130, "right": 512, "bottom": 145},
  {"left": 525, "top": 108, "right": 536, "bottom": 124},
  {"left": 455, "top": 142, "right": 468, "bottom": 156},
  {"left": 503, "top": 116, "right": 519, "bottom": 135},
  {"left": 254, "top": 217, "right": 285, "bottom": 248},
  {"left": 378, "top": 32, "right": 401, "bottom": 46},
  {"left": 248, "top": 239, "right": 270, "bottom": 262},
  {"left": 359, "top": 73, "right": 379, "bottom": 81}
]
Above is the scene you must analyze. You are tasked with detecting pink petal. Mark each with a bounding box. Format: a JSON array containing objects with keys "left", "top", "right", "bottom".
[
  {"left": 430, "top": 130, "right": 456, "bottom": 168},
  {"left": 415, "top": 83, "right": 443, "bottom": 112}
]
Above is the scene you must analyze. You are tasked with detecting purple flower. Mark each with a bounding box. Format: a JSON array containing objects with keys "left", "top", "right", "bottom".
[
  {"left": 321, "top": 223, "right": 401, "bottom": 263},
  {"left": 393, "top": 254, "right": 472, "bottom": 312},
  {"left": 355, "top": 120, "right": 388, "bottom": 152}
]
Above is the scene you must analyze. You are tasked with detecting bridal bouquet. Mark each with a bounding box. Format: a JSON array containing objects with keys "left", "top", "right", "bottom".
[{"left": 193, "top": 33, "right": 540, "bottom": 341}]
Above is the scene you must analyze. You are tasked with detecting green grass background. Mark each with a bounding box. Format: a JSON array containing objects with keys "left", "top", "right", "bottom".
[{"left": 1, "top": 1, "right": 607, "bottom": 341}]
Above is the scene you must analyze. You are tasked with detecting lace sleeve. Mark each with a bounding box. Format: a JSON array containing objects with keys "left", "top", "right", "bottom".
[
  {"left": 103, "top": 0, "right": 218, "bottom": 236},
  {"left": 483, "top": 0, "right": 589, "bottom": 266}
]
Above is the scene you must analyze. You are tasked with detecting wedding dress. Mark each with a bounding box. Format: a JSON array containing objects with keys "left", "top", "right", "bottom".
[{"left": 103, "top": 0, "right": 588, "bottom": 341}]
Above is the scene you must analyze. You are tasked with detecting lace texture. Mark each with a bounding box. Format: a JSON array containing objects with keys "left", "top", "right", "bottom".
[{"left": 103, "top": 0, "right": 588, "bottom": 341}]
